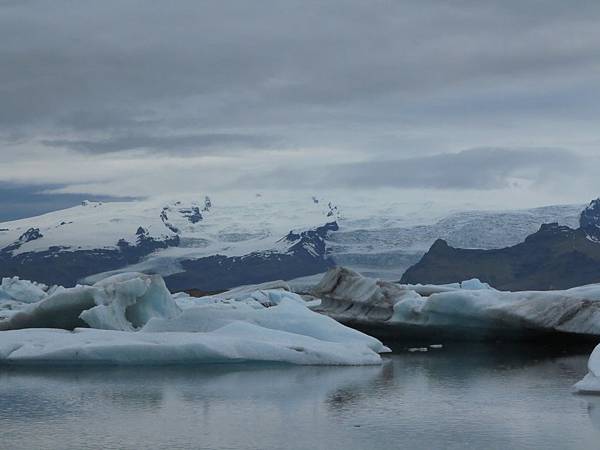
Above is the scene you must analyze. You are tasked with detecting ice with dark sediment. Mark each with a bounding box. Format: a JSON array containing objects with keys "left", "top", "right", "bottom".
[{"left": 311, "top": 267, "right": 600, "bottom": 339}]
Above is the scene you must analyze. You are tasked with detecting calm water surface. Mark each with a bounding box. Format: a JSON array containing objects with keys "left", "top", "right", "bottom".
[{"left": 1, "top": 343, "right": 599, "bottom": 450}]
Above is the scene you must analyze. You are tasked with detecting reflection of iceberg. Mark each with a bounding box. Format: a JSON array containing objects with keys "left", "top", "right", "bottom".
[
  {"left": 0, "top": 273, "right": 387, "bottom": 366},
  {"left": 581, "top": 397, "right": 600, "bottom": 431},
  {"left": 312, "top": 267, "right": 600, "bottom": 340},
  {"left": 0, "top": 362, "right": 385, "bottom": 423}
]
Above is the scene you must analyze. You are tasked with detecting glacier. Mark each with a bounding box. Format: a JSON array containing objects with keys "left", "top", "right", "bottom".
[
  {"left": 0, "top": 194, "right": 583, "bottom": 291},
  {"left": 0, "top": 272, "right": 387, "bottom": 366},
  {"left": 311, "top": 267, "right": 600, "bottom": 340}
]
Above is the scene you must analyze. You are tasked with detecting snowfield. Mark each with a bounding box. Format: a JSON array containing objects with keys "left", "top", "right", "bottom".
[
  {"left": 0, "top": 193, "right": 582, "bottom": 283},
  {"left": 0, "top": 273, "right": 388, "bottom": 366}
]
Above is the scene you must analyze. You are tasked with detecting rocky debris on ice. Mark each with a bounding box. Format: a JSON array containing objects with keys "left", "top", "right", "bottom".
[
  {"left": 0, "top": 272, "right": 387, "bottom": 366},
  {"left": 312, "top": 267, "right": 600, "bottom": 339}
]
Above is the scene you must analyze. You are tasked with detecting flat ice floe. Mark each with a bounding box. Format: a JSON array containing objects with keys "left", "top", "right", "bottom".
[
  {"left": 0, "top": 326, "right": 382, "bottom": 366},
  {"left": 0, "top": 272, "right": 387, "bottom": 366},
  {"left": 312, "top": 267, "right": 600, "bottom": 339}
]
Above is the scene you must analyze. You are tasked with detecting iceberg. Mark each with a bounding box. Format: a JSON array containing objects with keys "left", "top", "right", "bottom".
[
  {"left": 0, "top": 276, "right": 48, "bottom": 303},
  {"left": 0, "top": 273, "right": 181, "bottom": 332},
  {"left": 81, "top": 273, "right": 181, "bottom": 330},
  {"left": 0, "top": 272, "right": 387, "bottom": 366},
  {"left": 574, "top": 344, "right": 600, "bottom": 393},
  {"left": 145, "top": 293, "right": 387, "bottom": 354},
  {"left": 0, "top": 276, "right": 50, "bottom": 322},
  {"left": 0, "top": 326, "right": 382, "bottom": 366},
  {"left": 312, "top": 267, "right": 600, "bottom": 340}
]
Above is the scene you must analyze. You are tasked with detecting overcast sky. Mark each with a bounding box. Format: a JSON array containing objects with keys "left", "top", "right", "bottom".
[{"left": 1, "top": 0, "right": 600, "bottom": 219}]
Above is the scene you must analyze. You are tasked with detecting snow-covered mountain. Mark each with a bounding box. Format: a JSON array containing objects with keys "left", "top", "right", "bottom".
[{"left": 0, "top": 193, "right": 583, "bottom": 290}]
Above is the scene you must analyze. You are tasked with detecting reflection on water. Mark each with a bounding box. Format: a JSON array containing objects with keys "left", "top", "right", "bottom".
[{"left": 1, "top": 343, "right": 599, "bottom": 450}]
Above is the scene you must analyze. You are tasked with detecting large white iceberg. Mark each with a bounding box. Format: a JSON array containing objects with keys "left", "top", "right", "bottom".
[
  {"left": 313, "top": 267, "right": 600, "bottom": 339},
  {"left": 0, "top": 326, "right": 381, "bottom": 366},
  {"left": 574, "top": 344, "right": 600, "bottom": 393},
  {"left": 0, "top": 272, "right": 387, "bottom": 366}
]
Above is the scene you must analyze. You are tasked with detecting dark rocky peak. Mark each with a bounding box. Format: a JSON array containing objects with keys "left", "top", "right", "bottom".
[
  {"left": 284, "top": 221, "right": 339, "bottom": 258},
  {"left": 160, "top": 207, "right": 180, "bottom": 234},
  {"left": 81, "top": 200, "right": 102, "bottom": 207},
  {"left": 203, "top": 196, "right": 212, "bottom": 212},
  {"left": 580, "top": 198, "right": 600, "bottom": 241},
  {"left": 118, "top": 227, "right": 180, "bottom": 262},
  {"left": 135, "top": 227, "right": 149, "bottom": 244},
  {"left": 327, "top": 202, "right": 338, "bottom": 217},
  {"left": 1, "top": 227, "right": 44, "bottom": 253},
  {"left": 524, "top": 222, "right": 574, "bottom": 243},
  {"left": 284, "top": 221, "right": 339, "bottom": 244},
  {"left": 312, "top": 196, "right": 319, "bottom": 204},
  {"left": 429, "top": 239, "right": 451, "bottom": 252},
  {"left": 179, "top": 206, "right": 202, "bottom": 224},
  {"left": 19, "top": 228, "right": 43, "bottom": 243}
]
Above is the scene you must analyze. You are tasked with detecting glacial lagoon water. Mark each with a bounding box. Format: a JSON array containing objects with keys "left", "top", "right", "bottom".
[{"left": 1, "top": 343, "right": 599, "bottom": 450}]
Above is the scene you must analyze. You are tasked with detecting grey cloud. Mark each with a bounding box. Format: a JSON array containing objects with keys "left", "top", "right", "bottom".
[
  {"left": 1, "top": 1, "right": 600, "bottom": 204},
  {"left": 42, "top": 133, "right": 282, "bottom": 155},
  {"left": 1, "top": 0, "right": 600, "bottom": 135},
  {"left": 241, "top": 148, "right": 584, "bottom": 190}
]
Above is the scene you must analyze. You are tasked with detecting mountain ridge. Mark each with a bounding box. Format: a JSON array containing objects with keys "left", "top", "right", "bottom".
[{"left": 401, "top": 199, "right": 600, "bottom": 290}]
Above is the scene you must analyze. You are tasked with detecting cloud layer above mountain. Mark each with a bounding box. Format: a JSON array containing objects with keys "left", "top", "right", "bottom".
[{"left": 1, "top": 0, "right": 600, "bottom": 217}]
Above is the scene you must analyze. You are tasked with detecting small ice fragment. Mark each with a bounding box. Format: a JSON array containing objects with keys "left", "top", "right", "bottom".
[
  {"left": 408, "top": 347, "right": 428, "bottom": 352},
  {"left": 430, "top": 344, "right": 443, "bottom": 349}
]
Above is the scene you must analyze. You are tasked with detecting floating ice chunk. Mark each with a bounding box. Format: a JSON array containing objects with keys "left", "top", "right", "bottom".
[
  {"left": 430, "top": 344, "right": 443, "bottom": 349},
  {"left": 0, "top": 326, "right": 382, "bottom": 366},
  {"left": 460, "top": 279, "right": 495, "bottom": 291},
  {"left": 574, "top": 344, "right": 600, "bottom": 393},
  {"left": 0, "top": 277, "right": 47, "bottom": 303},
  {"left": 0, "top": 285, "right": 96, "bottom": 331},
  {"left": 408, "top": 347, "right": 428, "bottom": 352},
  {"left": 0, "top": 273, "right": 181, "bottom": 332}
]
